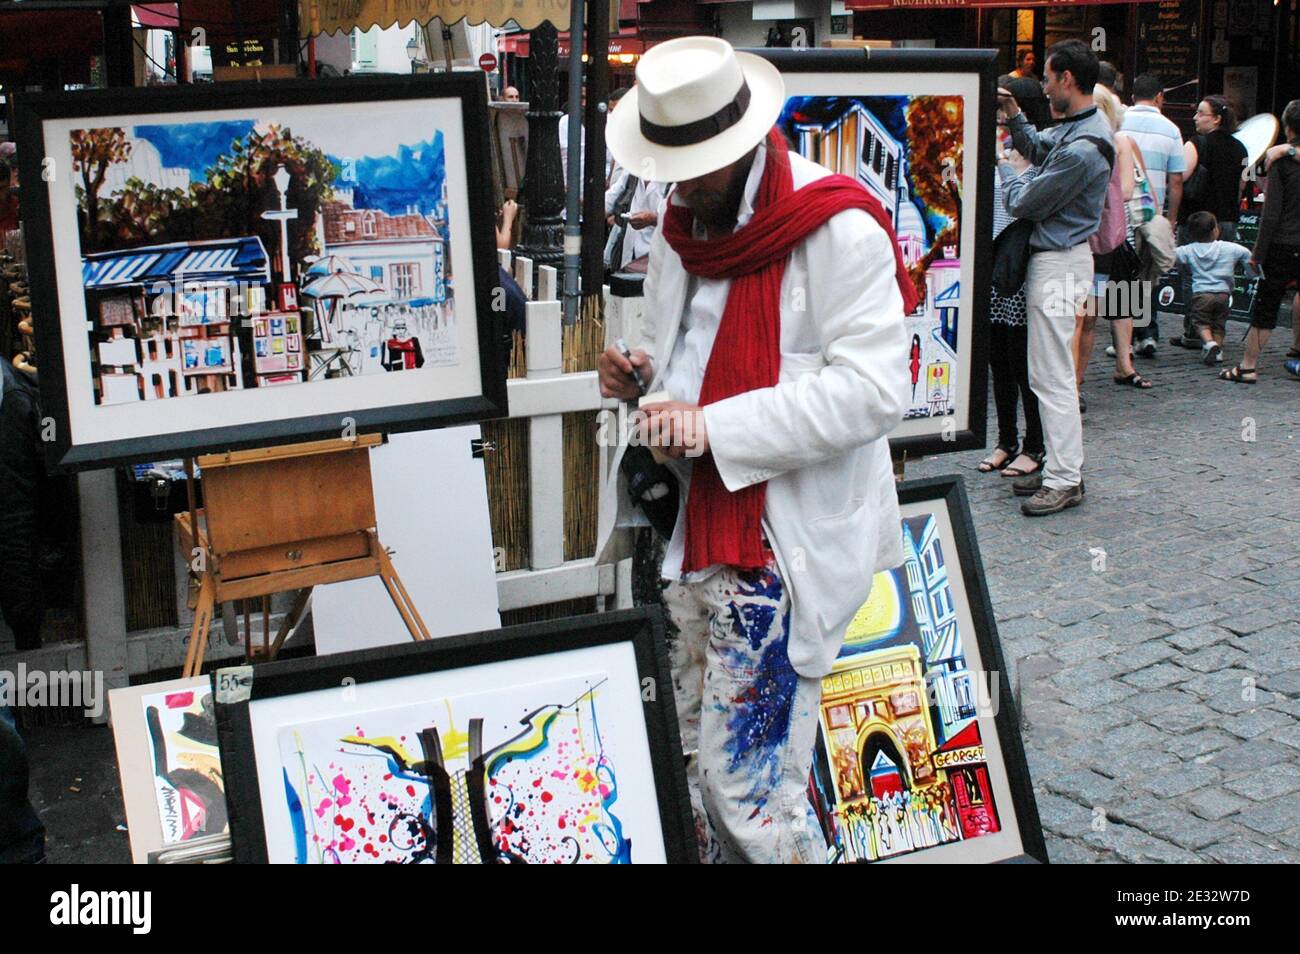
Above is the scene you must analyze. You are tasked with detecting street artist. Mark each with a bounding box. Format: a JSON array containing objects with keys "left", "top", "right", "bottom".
[{"left": 597, "top": 37, "right": 913, "bottom": 863}]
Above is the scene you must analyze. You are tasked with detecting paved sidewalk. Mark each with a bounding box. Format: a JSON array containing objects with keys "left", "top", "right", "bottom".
[
  {"left": 20, "top": 320, "right": 1300, "bottom": 864},
  {"left": 910, "top": 319, "right": 1300, "bottom": 863}
]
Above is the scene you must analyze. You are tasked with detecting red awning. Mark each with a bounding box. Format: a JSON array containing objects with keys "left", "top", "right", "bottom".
[
  {"left": 847, "top": 0, "right": 1158, "bottom": 7},
  {"left": 935, "top": 721, "right": 982, "bottom": 754},
  {"left": 133, "top": 3, "right": 180, "bottom": 29}
]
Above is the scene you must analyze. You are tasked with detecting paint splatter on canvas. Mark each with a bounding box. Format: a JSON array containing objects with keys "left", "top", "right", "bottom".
[
  {"left": 778, "top": 95, "right": 964, "bottom": 421},
  {"left": 276, "top": 674, "right": 632, "bottom": 864},
  {"left": 808, "top": 512, "right": 1001, "bottom": 863},
  {"left": 142, "top": 687, "right": 226, "bottom": 844}
]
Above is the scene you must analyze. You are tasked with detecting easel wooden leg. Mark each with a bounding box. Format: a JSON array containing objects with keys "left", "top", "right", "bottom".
[
  {"left": 267, "top": 588, "right": 312, "bottom": 661},
  {"left": 182, "top": 573, "right": 216, "bottom": 678},
  {"left": 374, "top": 539, "right": 432, "bottom": 641}
]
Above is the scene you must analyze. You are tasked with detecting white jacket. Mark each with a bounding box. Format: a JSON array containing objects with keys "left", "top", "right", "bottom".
[{"left": 596, "top": 151, "right": 909, "bottom": 678}]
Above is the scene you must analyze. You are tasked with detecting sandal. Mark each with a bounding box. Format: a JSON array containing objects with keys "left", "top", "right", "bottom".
[
  {"left": 978, "top": 443, "right": 1018, "bottom": 473},
  {"left": 1001, "top": 451, "right": 1044, "bottom": 478},
  {"left": 1219, "top": 365, "right": 1257, "bottom": 383},
  {"left": 1113, "top": 372, "right": 1154, "bottom": 389}
]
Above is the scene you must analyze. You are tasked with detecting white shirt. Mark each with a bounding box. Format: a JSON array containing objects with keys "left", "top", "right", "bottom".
[
  {"left": 621, "top": 179, "right": 668, "bottom": 267},
  {"left": 659, "top": 148, "right": 767, "bottom": 583},
  {"left": 604, "top": 163, "right": 669, "bottom": 267},
  {"left": 558, "top": 114, "right": 583, "bottom": 184}
]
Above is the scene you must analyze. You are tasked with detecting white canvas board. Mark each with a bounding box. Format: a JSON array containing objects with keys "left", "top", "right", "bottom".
[
  {"left": 108, "top": 675, "right": 224, "bottom": 864},
  {"left": 311, "top": 426, "right": 500, "bottom": 655}
]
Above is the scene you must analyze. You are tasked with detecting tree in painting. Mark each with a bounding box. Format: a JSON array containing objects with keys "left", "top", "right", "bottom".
[{"left": 70, "top": 126, "right": 132, "bottom": 248}]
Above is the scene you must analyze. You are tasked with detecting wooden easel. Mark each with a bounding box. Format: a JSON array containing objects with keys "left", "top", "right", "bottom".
[{"left": 175, "top": 434, "right": 430, "bottom": 677}]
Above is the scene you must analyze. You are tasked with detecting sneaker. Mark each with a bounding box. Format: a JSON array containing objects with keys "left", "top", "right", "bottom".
[
  {"left": 1285, "top": 358, "right": 1300, "bottom": 379},
  {"left": 1203, "top": 343, "right": 1222, "bottom": 366},
  {"left": 1105, "top": 344, "right": 1117, "bottom": 357},
  {"left": 1021, "top": 482, "right": 1085, "bottom": 516},
  {"left": 1135, "top": 339, "right": 1158, "bottom": 358},
  {"left": 1012, "top": 471, "right": 1043, "bottom": 497}
]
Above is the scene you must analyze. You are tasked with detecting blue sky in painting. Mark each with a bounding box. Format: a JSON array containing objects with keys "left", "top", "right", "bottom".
[
  {"left": 330, "top": 132, "right": 445, "bottom": 218},
  {"left": 133, "top": 121, "right": 255, "bottom": 183},
  {"left": 130, "top": 120, "right": 445, "bottom": 217}
]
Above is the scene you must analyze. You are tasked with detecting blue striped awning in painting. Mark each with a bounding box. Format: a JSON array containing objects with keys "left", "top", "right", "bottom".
[{"left": 82, "top": 236, "right": 272, "bottom": 289}]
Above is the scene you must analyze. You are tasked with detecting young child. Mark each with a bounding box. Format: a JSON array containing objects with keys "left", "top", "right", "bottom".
[{"left": 1175, "top": 211, "right": 1258, "bottom": 366}]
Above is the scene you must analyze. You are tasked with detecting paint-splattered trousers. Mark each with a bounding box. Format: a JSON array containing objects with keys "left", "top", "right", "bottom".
[{"left": 662, "top": 560, "right": 824, "bottom": 864}]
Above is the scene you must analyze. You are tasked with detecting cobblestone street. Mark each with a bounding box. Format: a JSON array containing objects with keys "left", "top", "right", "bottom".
[
  {"left": 911, "top": 318, "right": 1300, "bottom": 863},
  {"left": 21, "top": 319, "right": 1300, "bottom": 864}
]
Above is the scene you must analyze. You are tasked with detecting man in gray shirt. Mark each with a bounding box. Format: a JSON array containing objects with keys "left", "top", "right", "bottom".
[{"left": 997, "top": 39, "right": 1113, "bottom": 516}]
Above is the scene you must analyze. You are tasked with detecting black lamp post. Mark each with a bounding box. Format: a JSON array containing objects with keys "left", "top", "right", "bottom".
[{"left": 515, "top": 21, "right": 566, "bottom": 268}]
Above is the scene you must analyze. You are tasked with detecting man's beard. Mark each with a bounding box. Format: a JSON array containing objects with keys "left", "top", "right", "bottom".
[
  {"left": 1050, "top": 93, "right": 1072, "bottom": 117},
  {"left": 681, "top": 151, "right": 755, "bottom": 234}
]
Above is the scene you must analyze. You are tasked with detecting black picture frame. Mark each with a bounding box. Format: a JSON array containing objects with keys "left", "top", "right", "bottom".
[
  {"left": 808, "top": 474, "right": 1047, "bottom": 864},
  {"left": 749, "top": 48, "right": 996, "bottom": 459},
  {"left": 14, "top": 74, "right": 508, "bottom": 472},
  {"left": 212, "top": 606, "right": 697, "bottom": 864}
]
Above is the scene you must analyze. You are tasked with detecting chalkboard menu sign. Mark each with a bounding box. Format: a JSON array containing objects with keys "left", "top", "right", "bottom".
[{"left": 1137, "top": 0, "right": 1202, "bottom": 105}]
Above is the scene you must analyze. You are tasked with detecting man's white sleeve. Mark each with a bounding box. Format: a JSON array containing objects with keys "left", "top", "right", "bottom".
[{"left": 702, "top": 211, "right": 909, "bottom": 492}]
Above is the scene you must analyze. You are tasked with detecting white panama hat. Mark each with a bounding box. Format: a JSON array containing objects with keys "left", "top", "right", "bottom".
[{"left": 606, "top": 36, "right": 786, "bottom": 184}]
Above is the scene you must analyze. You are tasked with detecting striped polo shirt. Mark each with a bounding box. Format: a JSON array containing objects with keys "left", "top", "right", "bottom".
[{"left": 1120, "top": 104, "right": 1187, "bottom": 214}]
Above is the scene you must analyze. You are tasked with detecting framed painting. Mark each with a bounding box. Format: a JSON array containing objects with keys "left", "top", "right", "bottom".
[
  {"left": 807, "top": 475, "right": 1048, "bottom": 864},
  {"left": 107, "top": 675, "right": 226, "bottom": 864},
  {"left": 213, "top": 607, "right": 696, "bottom": 864},
  {"left": 14, "top": 74, "right": 507, "bottom": 471},
  {"left": 752, "top": 48, "right": 996, "bottom": 458}
]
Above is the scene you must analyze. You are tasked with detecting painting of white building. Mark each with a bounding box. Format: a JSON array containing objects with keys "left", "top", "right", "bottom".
[{"left": 317, "top": 193, "right": 453, "bottom": 376}]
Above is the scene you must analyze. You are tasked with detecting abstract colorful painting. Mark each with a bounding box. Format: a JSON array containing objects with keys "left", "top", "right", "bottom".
[
  {"left": 142, "top": 684, "right": 227, "bottom": 845},
  {"left": 779, "top": 95, "right": 963, "bottom": 423},
  {"left": 217, "top": 611, "right": 697, "bottom": 864},
  {"left": 276, "top": 674, "right": 631, "bottom": 864},
  {"left": 805, "top": 477, "right": 1046, "bottom": 864},
  {"left": 16, "top": 76, "right": 506, "bottom": 469}
]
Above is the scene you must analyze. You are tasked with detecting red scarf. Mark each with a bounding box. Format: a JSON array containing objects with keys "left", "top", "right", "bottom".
[{"left": 663, "top": 128, "right": 920, "bottom": 573}]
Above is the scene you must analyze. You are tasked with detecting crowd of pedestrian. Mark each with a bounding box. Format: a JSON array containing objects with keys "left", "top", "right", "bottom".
[{"left": 987, "top": 40, "right": 1300, "bottom": 515}]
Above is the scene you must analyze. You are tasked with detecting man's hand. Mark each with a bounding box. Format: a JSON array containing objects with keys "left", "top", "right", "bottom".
[
  {"left": 1001, "top": 148, "right": 1031, "bottom": 173},
  {"left": 997, "top": 87, "right": 1021, "bottom": 119},
  {"left": 627, "top": 210, "right": 658, "bottom": 230},
  {"left": 598, "top": 344, "right": 652, "bottom": 399},
  {"left": 639, "top": 400, "right": 709, "bottom": 459}
]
